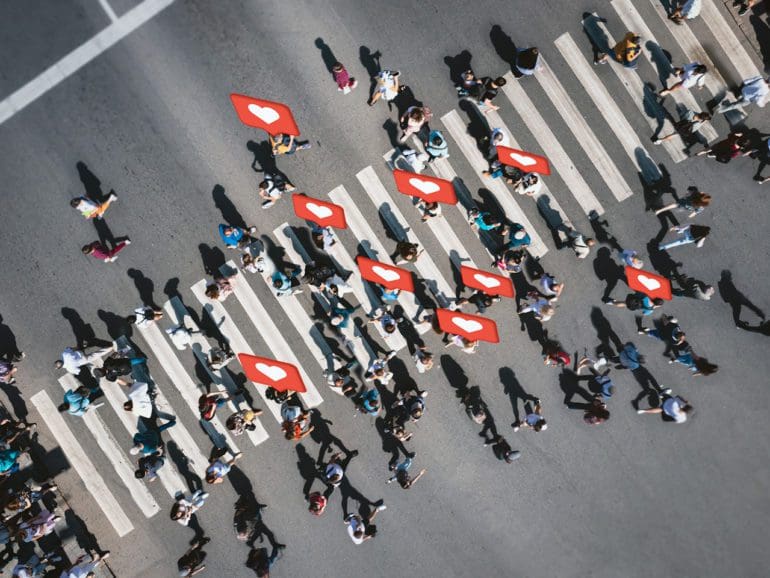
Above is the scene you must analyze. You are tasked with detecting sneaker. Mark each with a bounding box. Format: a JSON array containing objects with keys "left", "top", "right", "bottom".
[
  {"left": 108, "top": 192, "right": 118, "bottom": 202},
  {"left": 652, "top": 139, "right": 661, "bottom": 145},
  {"left": 123, "top": 238, "right": 132, "bottom": 245},
  {"left": 385, "top": 350, "right": 397, "bottom": 361},
  {"left": 262, "top": 200, "right": 275, "bottom": 208},
  {"left": 511, "top": 423, "right": 520, "bottom": 432},
  {"left": 738, "top": 5, "right": 748, "bottom": 14},
  {"left": 661, "top": 388, "right": 672, "bottom": 395},
  {"left": 350, "top": 79, "right": 358, "bottom": 89},
  {"left": 376, "top": 503, "right": 387, "bottom": 512},
  {"left": 636, "top": 409, "right": 647, "bottom": 414}
]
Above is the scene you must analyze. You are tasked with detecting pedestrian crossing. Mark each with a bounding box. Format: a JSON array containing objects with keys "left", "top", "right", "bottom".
[{"left": 36, "top": 1, "right": 764, "bottom": 538}]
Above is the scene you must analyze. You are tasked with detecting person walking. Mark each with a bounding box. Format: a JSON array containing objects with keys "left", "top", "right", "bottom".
[
  {"left": 424, "top": 130, "right": 449, "bottom": 162},
  {"left": 364, "top": 351, "right": 397, "bottom": 386},
  {"left": 54, "top": 344, "right": 113, "bottom": 376},
  {"left": 269, "top": 133, "right": 311, "bottom": 157},
  {"left": 413, "top": 346, "right": 433, "bottom": 374},
  {"left": 81, "top": 239, "right": 131, "bottom": 263},
  {"left": 17, "top": 510, "right": 59, "bottom": 543},
  {"left": 271, "top": 267, "right": 303, "bottom": 297},
  {"left": 204, "top": 273, "right": 236, "bottom": 302},
  {"left": 652, "top": 110, "right": 711, "bottom": 148},
  {"left": 484, "top": 435, "right": 521, "bottom": 463},
  {"left": 177, "top": 538, "right": 210, "bottom": 576},
  {"left": 58, "top": 386, "right": 98, "bottom": 417},
  {"left": 637, "top": 392, "right": 692, "bottom": 423},
  {"left": 257, "top": 173, "right": 296, "bottom": 209},
  {"left": 205, "top": 450, "right": 243, "bottom": 484},
  {"left": 135, "top": 452, "right": 165, "bottom": 481},
  {"left": 320, "top": 451, "right": 358, "bottom": 496},
  {"left": 735, "top": 0, "right": 760, "bottom": 16},
  {"left": 658, "top": 224, "right": 711, "bottom": 250},
  {"left": 714, "top": 76, "right": 770, "bottom": 112},
  {"left": 455, "top": 69, "right": 483, "bottom": 97},
  {"left": 475, "top": 76, "right": 507, "bottom": 114},
  {"left": 226, "top": 408, "right": 263, "bottom": 436},
  {"left": 595, "top": 32, "right": 642, "bottom": 68},
  {"left": 368, "top": 307, "right": 403, "bottom": 336},
  {"left": 659, "top": 63, "right": 708, "bottom": 97},
  {"left": 696, "top": 130, "right": 750, "bottom": 162},
  {"left": 356, "top": 387, "right": 381, "bottom": 417},
  {"left": 59, "top": 552, "right": 110, "bottom": 578},
  {"left": 386, "top": 457, "right": 426, "bottom": 489},
  {"left": 512, "top": 399, "right": 547, "bottom": 432},
  {"left": 669, "top": 0, "right": 702, "bottom": 23},
  {"left": 130, "top": 425, "right": 173, "bottom": 456},
  {"left": 566, "top": 228, "right": 595, "bottom": 259},
  {"left": 515, "top": 47, "right": 542, "bottom": 77},
  {"left": 582, "top": 395, "right": 611, "bottom": 425},
  {"left": 518, "top": 292, "right": 555, "bottom": 322},
  {"left": 605, "top": 292, "right": 664, "bottom": 316},
  {"left": 170, "top": 490, "right": 210, "bottom": 526},
  {"left": 368, "top": 69, "right": 400, "bottom": 106},
  {"left": 324, "top": 357, "right": 358, "bottom": 396},
  {"left": 93, "top": 352, "right": 145, "bottom": 384},
  {"left": 399, "top": 106, "right": 431, "bottom": 143},
  {"left": 332, "top": 62, "right": 358, "bottom": 94},
  {"left": 655, "top": 188, "right": 711, "bottom": 218},
  {"left": 417, "top": 199, "right": 440, "bottom": 222},
  {"left": 70, "top": 193, "right": 117, "bottom": 220},
  {"left": 199, "top": 391, "right": 240, "bottom": 422},
  {"left": 219, "top": 224, "right": 257, "bottom": 250},
  {"left": 344, "top": 505, "right": 386, "bottom": 544}
]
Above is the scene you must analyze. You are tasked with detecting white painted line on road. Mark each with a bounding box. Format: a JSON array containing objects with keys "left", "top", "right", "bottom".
[
  {"left": 610, "top": 0, "right": 719, "bottom": 143},
  {"left": 646, "top": 0, "right": 727, "bottom": 96},
  {"left": 531, "top": 61, "right": 633, "bottom": 202},
  {"left": 700, "top": 0, "right": 762, "bottom": 81},
  {"left": 440, "top": 110, "right": 549, "bottom": 257},
  {"left": 383, "top": 149, "right": 478, "bottom": 270},
  {"left": 0, "top": 0, "right": 176, "bottom": 125},
  {"left": 554, "top": 33, "right": 662, "bottom": 183},
  {"left": 329, "top": 185, "right": 429, "bottom": 332},
  {"left": 501, "top": 73, "right": 608, "bottom": 214},
  {"left": 57, "top": 375, "right": 160, "bottom": 518},
  {"left": 31, "top": 390, "right": 134, "bottom": 537},
  {"left": 582, "top": 14, "right": 688, "bottom": 163},
  {"left": 276, "top": 224, "right": 376, "bottom": 369},
  {"left": 319, "top": 198, "right": 409, "bottom": 351},
  {"left": 191, "top": 279, "right": 283, "bottom": 423},
  {"left": 357, "top": 165, "right": 457, "bottom": 308},
  {"left": 134, "top": 321, "right": 240, "bottom": 454},
  {"left": 115, "top": 337, "right": 209, "bottom": 481},
  {"left": 223, "top": 262, "right": 324, "bottom": 410},
  {"left": 97, "top": 0, "right": 119, "bottom": 22},
  {"left": 163, "top": 298, "right": 269, "bottom": 446}
]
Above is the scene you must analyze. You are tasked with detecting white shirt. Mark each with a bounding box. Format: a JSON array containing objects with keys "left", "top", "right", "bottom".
[
  {"left": 741, "top": 76, "right": 770, "bottom": 107},
  {"left": 414, "top": 352, "right": 432, "bottom": 374},
  {"left": 127, "top": 382, "right": 153, "bottom": 418},
  {"left": 166, "top": 326, "right": 191, "bottom": 350},
  {"left": 663, "top": 397, "right": 688, "bottom": 423},
  {"left": 347, "top": 516, "right": 366, "bottom": 544},
  {"left": 60, "top": 348, "right": 88, "bottom": 374},
  {"left": 60, "top": 562, "right": 98, "bottom": 578},
  {"left": 680, "top": 63, "right": 706, "bottom": 89},
  {"left": 326, "top": 275, "right": 353, "bottom": 298},
  {"left": 132, "top": 307, "right": 155, "bottom": 328}
]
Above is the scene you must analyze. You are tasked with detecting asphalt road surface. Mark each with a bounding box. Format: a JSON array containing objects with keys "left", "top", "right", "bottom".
[{"left": 1, "top": 1, "right": 769, "bottom": 577}]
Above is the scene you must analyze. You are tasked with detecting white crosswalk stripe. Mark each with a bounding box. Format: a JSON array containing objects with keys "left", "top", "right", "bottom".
[
  {"left": 329, "top": 185, "right": 429, "bottom": 331},
  {"left": 222, "top": 262, "right": 325, "bottom": 409},
  {"left": 191, "top": 279, "right": 284, "bottom": 423},
  {"left": 383, "top": 149, "right": 479, "bottom": 269},
  {"left": 554, "top": 32, "right": 663, "bottom": 184},
  {"left": 56, "top": 375, "right": 160, "bottom": 519},
  {"left": 582, "top": 13, "right": 689, "bottom": 163},
  {"left": 501, "top": 73, "right": 608, "bottom": 214},
  {"left": 275, "top": 224, "right": 377, "bottom": 369},
  {"left": 440, "top": 109, "right": 549, "bottom": 257},
  {"left": 163, "top": 298, "right": 269, "bottom": 446},
  {"left": 528, "top": 60, "right": 633, "bottom": 202},
  {"left": 133, "top": 321, "right": 240, "bottom": 454},
  {"left": 700, "top": 0, "right": 763, "bottom": 81},
  {"left": 30, "top": 390, "right": 135, "bottom": 537},
  {"left": 319, "top": 203, "right": 409, "bottom": 351},
  {"left": 357, "top": 166, "right": 458, "bottom": 308},
  {"left": 610, "top": 0, "right": 719, "bottom": 143}
]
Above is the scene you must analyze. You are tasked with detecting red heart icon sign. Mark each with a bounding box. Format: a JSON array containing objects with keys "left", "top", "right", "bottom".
[{"left": 230, "top": 94, "right": 300, "bottom": 136}]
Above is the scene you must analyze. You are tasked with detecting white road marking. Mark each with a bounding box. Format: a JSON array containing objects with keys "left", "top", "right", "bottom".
[
  {"left": 440, "top": 109, "right": 549, "bottom": 257},
  {"left": 57, "top": 375, "right": 160, "bottom": 518},
  {"left": 501, "top": 72, "right": 608, "bottom": 213},
  {"left": 163, "top": 297, "right": 269, "bottom": 446},
  {"left": 700, "top": 0, "right": 763, "bottom": 81},
  {"left": 554, "top": 33, "right": 662, "bottom": 183},
  {"left": 0, "top": 0, "right": 176, "bottom": 125},
  {"left": 31, "top": 390, "right": 134, "bottom": 537},
  {"left": 97, "top": 0, "right": 119, "bottom": 22}
]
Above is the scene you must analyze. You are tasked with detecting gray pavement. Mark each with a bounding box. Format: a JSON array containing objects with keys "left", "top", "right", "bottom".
[{"left": 0, "top": 1, "right": 769, "bottom": 577}]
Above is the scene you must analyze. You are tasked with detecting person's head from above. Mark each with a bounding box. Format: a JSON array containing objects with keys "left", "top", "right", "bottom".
[
  {"left": 461, "top": 70, "right": 474, "bottom": 81},
  {"left": 533, "top": 418, "right": 547, "bottom": 432},
  {"left": 81, "top": 244, "right": 96, "bottom": 255},
  {"left": 493, "top": 76, "right": 507, "bottom": 88},
  {"left": 330, "top": 313, "right": 344, "bottom": 327},
  {"left": 258, "top": 180, "right": 270, "bottom": 191},
  {"left": 696, "top": 112, "right": 712, "bottom": 122},
  {"left": 384, "top": 320, "right": 397, "bottom": 334},
  {"left": 273, "top": 132, "right": 284, "bottom": 140},
  {"left": 430, "top": 134, "right": 443, "bottom": 147},
  {"left": 123, "top": 400, "right": 134, "bottom": 412},
  {"left": 397, "top": 469, "right": 413, "bottom": 488},
  {"left": 204, "top": 285, "right": 220, "bottom": 299},
  {"left": 170, "top": 502, "right": 186, "bottom": 520},
  {"left": 222, "top": 226, "right": 236, "bottom": 237},
  {"left": 529, "top": 174, "right": 539, "bottom": 185},
  {"left": 205, "top": 470, "right": 220, "bottom": 484},
  {"left": 691, "top": 191, "right": 712, "bottom": 206},
  {"left": 327, "top": 471, "right": 343, "bottom": 484},
  {"left": 69, "top": 198, "right": 84, "bottom": 208},
  {"left": 540, "top": 305, "right": 555, "bottom": 318},
  {"left": 410, "top": 406, "right": 423, "bottom": 420},
  {"left": 652, "top": 298, "right": 664, "bottom": 307},
  {"left": 702, "top": 284, "right": 715, "bottom": 297},
  {"left": 693, "top": 64, "right": 708, "bottom": 75},
  {"left": 409, "top": 108, "right": 425, "bottom": 122},
  {"left": 332, "top": 62, "right": 344, "bottom": 73},
  {"left": 481, "top": 213, "right": 498, "bottom": 227},
  {"left": 53, "top": 359, "right": 65, "bottom": 370},
  {"left": 134, "top": 465, "right": 147, "bottom": 479},
  {"left": 462, "top": 338, "right": 478, "bottom": 348},
  {"left": 631, "top": 34, "right": 641, "bottom": 44},
  {"left": 513, "top": 228, "right": 527, "bottom": 240},
  {"left": 504, "top": 450, "right": 521, "bottom": 464},
  {"left": 129, "top": 444, "right": 143, "bottom": 456},
  {"left": 329, "top": 284, "right": 339, "bottom": 296}
]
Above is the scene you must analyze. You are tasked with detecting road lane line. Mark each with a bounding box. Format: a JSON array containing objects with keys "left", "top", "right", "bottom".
[{"left": 31, "top": 390, "right": 135, "bottom": 537}]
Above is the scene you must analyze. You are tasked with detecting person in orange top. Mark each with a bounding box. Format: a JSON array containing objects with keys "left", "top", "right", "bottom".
[{"left": 595, "top": 33, "right": 642, "bottom": 69}]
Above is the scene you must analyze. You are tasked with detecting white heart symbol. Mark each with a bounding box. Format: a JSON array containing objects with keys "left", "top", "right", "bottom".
[
  {"left": 372, "top": 266, "right": 400, "bottom": 283},
  {"left": 306, "top": 202, "right": 332, "bottom": 219},
  {"left": 247, "top": 104, "right": 280, "bottom": 125},
  {"left": 255, "top": 362, "right": 287, "bottom": 381},
  {"left": 509, "top": 152, "right": 536, "bottom": 167},
  {"left": 473, "top": 273, "right": 501, "bottom": 289},
  {"left": 452, "top": 317, "right": 483, "bottom": 333},
  {"left": 408, "top": 177, "right": 440, "bottom": 195},
  {"left": 637, "top": 275, "right": 661, "bottom": 291}
]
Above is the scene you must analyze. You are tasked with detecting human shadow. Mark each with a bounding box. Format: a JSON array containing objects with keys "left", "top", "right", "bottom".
[
  {"left": 76, "top": 161, "right": 110, "bottom": 202},
  {"left": 164, "top": 277, "right": 182, "bottom": 302},
  {"left": 592, "top": 247, "right": 625, "bottom": 302},
  {"left": 588, "top": 211, "right": 623, "bottom": 252},
  {"left": 315, "top": 37, "right": 338, "bottom": 74},
  {"left": 383, "top": 119, "right": 401, "bottom": 148},
  {"left": 499, "top": 367, "right": 537, "bottom": 423},
  {"left": 440, "top": 354, "right": 469, "bottom": 399},
  {"left": 392, "top": 85, "right": 422, "bottom": 118},
  {"left": 229, "top": 468, "right": 282, "bottom": 549},
  {"left": 339, "top": 472, "right": 382, "bottom": 520},
  {"left": 558, "top": 369, "right": 594, "bottom": 407},
  {"left": 198, "top": 243, "right": 227, "bottom": 277},
  {"left": 0, "top": 316, "right": 22, "bottom": 362},
  {"left": 749, "top": 12, "right": 770, "bottom": 74},
  {"left": 92, "top": 216, "right": 117, "bottom": 248},
  {"left": 360, "top": 46, "right": 382, "bottom": 104},
  {"left": 127, "top": 269, "right": 159, "bottom": 310},
  {"left": 308, "top": 409, "right": 353, "bottom": 463},
  {"left": 646, "top": 238, "right": 681, "bottom": 279},
  {"left": 246, "top": 140, "right": 278, "bottom": 174},
  {"left": 97, "top": 309, "right": 133, "bottom": 341},
  {"left": 581, "top": 13, "right": 611, "bottom": 62},
  {"left": 630, "top": 366, "right": 662, "bottom": 409},
  {"left": 295, "top": 443, "right": 320, "bottom": 499},
  {"left": 374, "top": 416, "right": 413, "bottom": 470},
  {"left": 590, "top": 306, "right": 624, "bottom": 359},
  {"left": 65, "top": 507, "right": 109, "bottom": 557},
  {"left": 444, "top": 50, "right": 474, "bottom": 87},
  {"left": 489, "top": 24, "right": 517, "bottom": 69},
  {"left": 213, "top": 184, "right": 248, "bottom": 230},
  {"left": 718, "top": 270, "right": 766, "bottom": 325},
  {"left": 459, "top": 99, "right": 491, "bottom": 152},
  {"left": 518, "top": 311, "right": 546, "bottom": 345},
  {"left": 166, "top": 440, "right": 202, "bottom": 493},
  {"left": 60, "top": 308, "right": 99, "bottom": 350}
]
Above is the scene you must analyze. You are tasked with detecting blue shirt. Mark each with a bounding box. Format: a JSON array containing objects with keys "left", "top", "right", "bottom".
[
  {"left": 133, "top": 430, "right": 161, "bottom": 455},
  {"left": 0, "top": 450, "right": 19, "bottom": 473},
  {"left": 272, "top": 272, "right": 292, "bottom": 294},
  {"left": 619, "top": 345, "right": 641, "bottom": 370},
  {"left": 474, "top": 213, "right": 498, "bottom": 231},
  {"left": 219, "top": 225, "right": 244, "bottom": 248},
  {"left": 64, "top": 389, "right": 90, "bottom": 416},
  {"left": 507, "top": 224, "right": 531, "bottom": 248}
]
